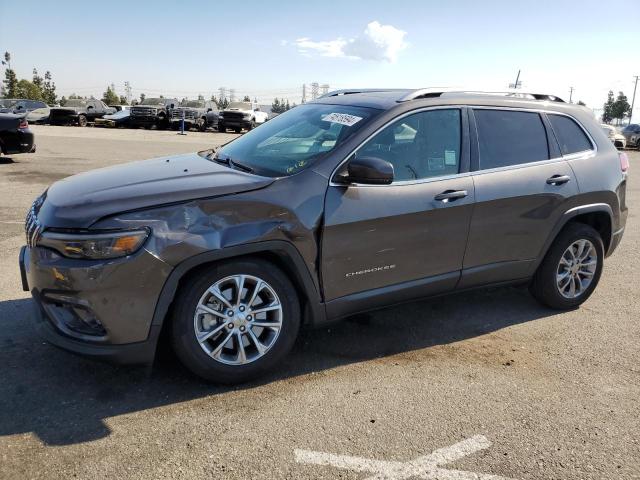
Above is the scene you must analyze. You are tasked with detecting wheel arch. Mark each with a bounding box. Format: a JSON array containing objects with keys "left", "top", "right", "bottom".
[
  {"left": 532, "top": 203, "right": 613, "bottom": 275},
  {"left": 150, "top": 241, "right": 325, "bottom": 338}
]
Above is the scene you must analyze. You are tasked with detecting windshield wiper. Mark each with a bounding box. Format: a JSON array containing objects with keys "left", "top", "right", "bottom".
[{"left": 227, "top": 158, "right": 253, "bottom": 173}]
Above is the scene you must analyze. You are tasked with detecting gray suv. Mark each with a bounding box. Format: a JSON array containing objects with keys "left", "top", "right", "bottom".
[{"left": 19, "top": 89, "right": 629, "bottom": 383}]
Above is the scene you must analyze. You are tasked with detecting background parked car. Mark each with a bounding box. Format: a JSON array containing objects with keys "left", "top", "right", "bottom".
[
  {"left": 94, "top": 108, "right": 131, "bottom": 128},
  {"left": 49, "top": 99, "right": 115, "bottom": 126},
  {"left": 218, "top": 101, "right": 268, "bottom": 133},
  {"left": 622, "top": 123, "right": 640, "bottom": 149},
  {"left": 170, "top": 100, "right": 218, "bottom": 131},
  {"left": 108, "top": 105, "right": 130, "bottom": 112},
  {"left": 0, "top": 113, "right": 35, "bottom": 155},
  {"left": 601, "top": 124, "right": 626, "bottom": 149},
  {"left": 129, "top": 98, "right": 178, "bottom": 129},
  {"left": 0, "top": 99, "right": 50, "bottom": 123}
]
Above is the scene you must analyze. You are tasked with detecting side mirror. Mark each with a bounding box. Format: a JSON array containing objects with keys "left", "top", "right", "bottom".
[{"left": 346, "top": 156, "right": 394, "bottom": 185}]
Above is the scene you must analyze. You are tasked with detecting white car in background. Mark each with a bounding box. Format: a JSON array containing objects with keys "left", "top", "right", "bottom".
[
  {"left": 600, "top": 124, "right": 626, "bottom": 149},
  {"left": 218, "top": 101, "right": 269, "bottom": 133}
]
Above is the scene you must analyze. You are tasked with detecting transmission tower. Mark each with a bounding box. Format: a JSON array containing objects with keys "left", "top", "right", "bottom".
[
  {"left": 124, "top": 81, "right": 132, "bottom": 104},
  {"left": 320, "top": 84, "right": 330, "bottom": 96},
  {"left": 311, "top": 82, "right": 319, "bottom": 100},
  {"left": 229, "top": 89, "right": 236, "bottom": 102}
]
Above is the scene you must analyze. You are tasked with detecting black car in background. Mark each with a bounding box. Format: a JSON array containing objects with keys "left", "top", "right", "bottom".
[
  {"left": 49, "top": 99, "right": 115, "bottom": 126},
  {"left": 0, "top": 113, "right": 35, "bottom": 155},
  {"left": 94, "top": 108, "right": 131, "bottom": 128},
  {"left": 129, "top": 98, "right": 178, "bottom": 129}
]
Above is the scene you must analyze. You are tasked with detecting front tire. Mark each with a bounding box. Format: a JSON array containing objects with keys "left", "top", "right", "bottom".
[
  {"left": 530, "top": 223, "right": 604, "bottom": 309},
  {"left": 218, "top": 123, "right": 226, "bottom": 133},
  {"left": 171, "top": 259, "right": 301, "bottom": 383}
]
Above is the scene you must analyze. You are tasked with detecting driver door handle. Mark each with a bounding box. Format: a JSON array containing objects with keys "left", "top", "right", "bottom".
[
  {"left": 546, "top": 174, "right": 571, "bottom": 185},
  {"left": 434, "top": 190, "right": 468, "bottom": 202}
]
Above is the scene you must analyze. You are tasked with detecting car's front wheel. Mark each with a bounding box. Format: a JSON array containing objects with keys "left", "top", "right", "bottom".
[
  {"left": 530, "top": 223, "right": 604, "bottom": 309},
  {"left": 171, "top": 259, "right": 301, "bottom": 383}
]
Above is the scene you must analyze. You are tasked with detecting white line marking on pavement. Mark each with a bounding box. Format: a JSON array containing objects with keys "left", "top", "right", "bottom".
[{"left": 294, "top": 434, "right": 516, "bottom": 480}]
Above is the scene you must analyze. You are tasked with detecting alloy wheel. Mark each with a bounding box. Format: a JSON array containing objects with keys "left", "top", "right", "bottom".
[
  {"left": 193, "top": 274, "right": 283, "bottom": 365},
  {"left": 556, "top": 239, "right": 598, "bottom": 299}
]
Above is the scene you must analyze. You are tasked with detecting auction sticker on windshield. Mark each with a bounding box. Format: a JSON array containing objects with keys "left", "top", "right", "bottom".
[{"left": 322, "top": 113, "right": 363, "bottom": 127}]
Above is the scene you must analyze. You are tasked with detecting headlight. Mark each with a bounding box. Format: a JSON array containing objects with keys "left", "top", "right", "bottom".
[
  {"left": 243, "top": 113, "right": 251, "bottom": 118},
  {"left": 38, "top": 229, "right": 149, "bottom": 259}
]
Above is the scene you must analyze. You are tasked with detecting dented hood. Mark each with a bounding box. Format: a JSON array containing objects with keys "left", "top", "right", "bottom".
[{"left": 38, "top": 152, "right": 275, "bottom": 228}]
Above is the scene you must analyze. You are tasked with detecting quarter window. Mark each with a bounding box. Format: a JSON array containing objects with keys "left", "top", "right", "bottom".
[
  {"left": 474, "top": 109, "right": 549, "bottom": 169},
  {"left": 548, "top": 114, "right": 593, "bottom": 155},
  {"left": 357, "top": 109, "right": 462, "bottom": 181}
]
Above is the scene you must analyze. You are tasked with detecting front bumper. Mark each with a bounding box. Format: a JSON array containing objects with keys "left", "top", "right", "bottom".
[
  {"left": 130, "top": 116, "right": 159, "bottom": 126},
  {"left": 20, "top": 245, "right": 173, "bottom": 364},
  {"left": 219, "top": 117, "right": 252, "bottom": 128}
]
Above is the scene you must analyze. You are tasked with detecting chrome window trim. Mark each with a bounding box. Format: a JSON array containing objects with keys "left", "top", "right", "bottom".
[
  {"left": 329, "top": 106, "right": 466, "bottom": 187},
  {"left": 329, "top": 105, "right": 598, "bottom": 188}
]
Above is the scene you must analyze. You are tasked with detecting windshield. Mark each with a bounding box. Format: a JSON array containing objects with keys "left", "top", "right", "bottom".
[
  {"left": 64, "top": 99, "right": 87, "bottom": 107},
  {"left": 182, "top": 101, "right": 203, "bottom": 108},
  {"left": 227, "top": 102, "right": 252, "bottom": 110},
  {"left": 213, "top": 103, "right": 380, "bottom": 177},
  {"left": 141, "top": 98, "right": 165, "bottom": 105},
  {"left": 0, "top": 99, "right": 17, "bottom": 108}
]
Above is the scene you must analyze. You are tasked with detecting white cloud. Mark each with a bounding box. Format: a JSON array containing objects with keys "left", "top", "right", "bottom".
[{"left": 294, "top": 21, "right": 408, "bottom": 63}]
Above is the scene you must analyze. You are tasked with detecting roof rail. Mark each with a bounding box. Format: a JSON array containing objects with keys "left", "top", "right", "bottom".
[
  {"left": 398, "top": 89, "right": 565, "bottom": 103},
  {"left": 317, "top": 88, "right": 406, "bottom": 99}
]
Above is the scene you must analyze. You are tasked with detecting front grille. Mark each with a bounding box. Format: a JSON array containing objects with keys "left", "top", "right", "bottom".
[
  {"left": 25, "top": 200, "right": 43, "bottom": 247},
  {"left": 171, "top": 109, "right": 197, "bottom": 120},
  {"left": 131, "top": 107, "right": 156, "bottom": 117},
  {"left": 223, "top": 111, "right": 245, "bottom": 120}
]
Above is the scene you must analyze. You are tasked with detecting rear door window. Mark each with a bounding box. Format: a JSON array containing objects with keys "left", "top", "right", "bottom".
[
  {"left": 474, "top": 109, "right": 549, "bottom": 169},
  {"left": 547, "top": 114, "right": 593, "bottom": 155}
]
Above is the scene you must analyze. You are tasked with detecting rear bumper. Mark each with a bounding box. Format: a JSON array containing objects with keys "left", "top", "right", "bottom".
[{"left": 0, "top": 129, "right": 35, "bottom": 154}]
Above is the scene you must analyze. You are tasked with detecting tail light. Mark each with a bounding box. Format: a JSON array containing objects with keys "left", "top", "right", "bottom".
[
  {"left": 619, "top": 152, "right": 629, "bottom": 173},
  {"left": 18, "top": 119, "right": 28, "bottom": 129}
]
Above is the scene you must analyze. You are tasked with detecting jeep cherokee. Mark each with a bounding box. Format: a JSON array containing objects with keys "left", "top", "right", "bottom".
[{"left": 19, "top": 89, "right": 628, "bottom": 383}]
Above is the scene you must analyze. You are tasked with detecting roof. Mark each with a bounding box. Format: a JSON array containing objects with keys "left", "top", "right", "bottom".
[{"left": 312, "top": 88, "right": 575, "bottom": 112}]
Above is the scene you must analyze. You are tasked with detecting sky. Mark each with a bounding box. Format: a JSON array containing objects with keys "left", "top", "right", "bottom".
[{"left": 1, "top": 0, "right": 639, "bottom": 117}]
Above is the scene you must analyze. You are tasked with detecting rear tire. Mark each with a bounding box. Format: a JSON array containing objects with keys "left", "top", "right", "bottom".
[
  {"left": 198, "top": 118, "right": 207, "bottom": 132},
  {"left": 218, "top": 123, "right": 226, "bottom": 133},
  {"left": 171, "top": 259, "right": 301, "bottom": 384},
  {"left": 530, "top": 223, "right": 604, "bottom": 309},
  {"left": 234, "top": 127, "right": 242, "bottom": 134},
  {"left": 77, "top": 114, "right": 87, "bottom": 127}
]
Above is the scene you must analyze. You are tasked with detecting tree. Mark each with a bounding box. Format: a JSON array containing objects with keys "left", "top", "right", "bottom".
[
  {"left": 602, "top": 90, "right": 615, "bottom": 124},
  {"left": 14, "top": 79, "right": 44, "bottom": 100},
  {"left": 2, "top": 68, "right": 18, "bottom": 97},
  {"left": 577, "top": 100, "right": 586, "bottom": 106},
  {"left": 42, "top": 71, "right": 57, "bottom": 104},
  {"left": 119, "top": 95, "right": 128, "bottom": 105},
  {"left": 102, "top": 84, "right": 119, "bottom": 105},
  {"left": 271, "top": 97, "right": 293, "bottom": 114},
  {"left": 32, "top": 68, "right": 43, "bottom": 91},
  {"left": 139, "top": 93, "right": 146, "bottom": 103},
  {"left": 611, "top": 91, "right": 630, "bottom": 124},
  {"left": 59, "top": 96, "right": 67, "bottom": 106},
  {"left": 242, "top": 95, "right": 251, "bottom": 102},
  {"left": 1, "top": 51, "right": 10, "bottom": 69}
]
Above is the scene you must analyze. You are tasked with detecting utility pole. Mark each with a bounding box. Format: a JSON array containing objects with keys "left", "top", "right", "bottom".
[
  {"left": 629, "top": 75, "right": 639, "bottom": 125},
  {"left": 569, "top": 86, "right": 574, "bottom": 103}
]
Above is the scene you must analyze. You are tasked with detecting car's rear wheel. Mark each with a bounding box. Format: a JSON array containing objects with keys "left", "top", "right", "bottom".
[
  {"left": 218, "top": 123, "right": 225, "bottom": 133},
  {"left": 198, "top": 118, "right": 207, "bottom": 132},
  {"left": 77, "top": 114, "right": 87, "bottom": 127},
  {"left": 530, "top": 223, "right": 604, "bottom": 309},
  {"left": 248, "top": 119, "right": 256, "bottom": 130},
  {"left": 171, "top": 259, "right": 301, "bottom": 383}
]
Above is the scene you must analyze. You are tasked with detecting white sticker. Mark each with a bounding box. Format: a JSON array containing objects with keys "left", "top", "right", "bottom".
[
  {"left": 321, "top": 113, "right": 363, "bottom": 127},
  {"left": 444, "top": 150, "right": 457, "bottom": 165}
]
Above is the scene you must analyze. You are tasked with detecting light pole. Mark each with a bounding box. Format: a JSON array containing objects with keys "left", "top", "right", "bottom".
[
  {"left": 569, "top": 87, "right": 574, "bottom": 103},
  {"left": 629, "top": 75, "right": 638, "bottom": 125}
]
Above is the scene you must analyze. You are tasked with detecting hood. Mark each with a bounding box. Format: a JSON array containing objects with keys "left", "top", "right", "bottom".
[{"left": 37, "top": 152, "right": 275, "bottom": 228}]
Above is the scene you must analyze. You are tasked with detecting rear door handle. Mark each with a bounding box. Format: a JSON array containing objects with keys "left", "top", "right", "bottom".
[
  {"left": 434, "top": 190, "right": 468, "bottom": 202},
  {"left": 546, "top": 174, "right": 571, "bottom": 185}
]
